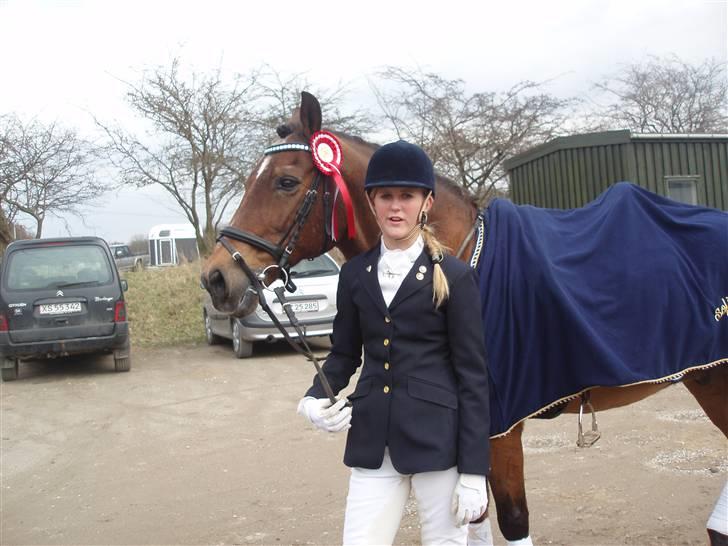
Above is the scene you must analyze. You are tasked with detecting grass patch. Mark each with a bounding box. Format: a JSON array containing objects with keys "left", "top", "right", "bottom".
[{"left": 123, "top": 261, "right": 206, "bottom": 347}]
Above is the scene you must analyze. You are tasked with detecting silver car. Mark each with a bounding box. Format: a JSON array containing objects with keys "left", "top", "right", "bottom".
[{"left": 202, "top": 253, "right": 340, "bottom": 358}]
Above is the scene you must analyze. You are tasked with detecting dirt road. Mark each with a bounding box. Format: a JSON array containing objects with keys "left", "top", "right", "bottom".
[{"left": 1, "top": 342, "right": 725, "bottom": 545}]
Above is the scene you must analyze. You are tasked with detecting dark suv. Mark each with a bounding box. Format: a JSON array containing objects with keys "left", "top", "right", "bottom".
[{"left": 0, "top": 237, "right": 131, "bottom": 381}]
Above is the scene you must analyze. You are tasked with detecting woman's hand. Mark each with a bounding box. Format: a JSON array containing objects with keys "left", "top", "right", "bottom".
[
  {"left": 297, "top": 396, "right": 352, "bottom": 433},
  {"left": 451, "top": 473, "right": 488, "bottom": 526}
]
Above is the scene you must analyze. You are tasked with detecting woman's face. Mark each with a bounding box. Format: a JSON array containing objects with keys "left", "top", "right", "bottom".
[{"left": 371, "top": 187, "right": 433, "bottom": 250}]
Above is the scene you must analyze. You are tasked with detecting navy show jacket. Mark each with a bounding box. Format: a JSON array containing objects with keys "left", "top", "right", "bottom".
[{"left": 305, "top": 244, "right": 491, "bottom": 476}]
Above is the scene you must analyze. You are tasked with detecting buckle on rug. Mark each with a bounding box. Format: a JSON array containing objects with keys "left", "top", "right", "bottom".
[{"left": 577, "top": 391, "right": 601, "bottom": 448}]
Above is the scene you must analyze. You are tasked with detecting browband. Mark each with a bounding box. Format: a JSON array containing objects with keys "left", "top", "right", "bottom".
[{"left": 264, "top": 143, "right": 311, "bottom": 155}]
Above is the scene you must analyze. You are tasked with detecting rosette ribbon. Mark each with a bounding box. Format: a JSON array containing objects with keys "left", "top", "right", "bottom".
[{"left": 310, "top": 131, "right": 356, "bottom": 240}]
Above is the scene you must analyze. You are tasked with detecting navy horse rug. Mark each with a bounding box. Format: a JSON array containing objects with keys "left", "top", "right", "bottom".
[{"left": 478, "top": 182, "right": 728, "bottom": 437}]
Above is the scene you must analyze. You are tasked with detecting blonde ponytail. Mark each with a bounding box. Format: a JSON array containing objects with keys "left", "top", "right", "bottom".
[{"left": 422, "top": 224, "right": 450, "bottom": 308}]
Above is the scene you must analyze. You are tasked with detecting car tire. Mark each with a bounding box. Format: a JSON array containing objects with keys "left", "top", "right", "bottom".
[
  {"left": 204, "top": 311, "right": 223, "bottom": 345},
  {"left": 1, "top": 360, "right": 19, "bottom": 382},
  {"left": 232, "top": 320, "right": 253, "bottom": 358}
]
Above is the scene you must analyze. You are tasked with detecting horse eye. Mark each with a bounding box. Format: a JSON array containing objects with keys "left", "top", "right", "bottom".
[{"left": 275, "top": 176, "right": 300, "bottom": 191}]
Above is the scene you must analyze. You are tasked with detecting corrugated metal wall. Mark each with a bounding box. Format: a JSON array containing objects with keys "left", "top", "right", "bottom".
[{"left": 509, "top": 136, "right": 728, "bottom": 211}]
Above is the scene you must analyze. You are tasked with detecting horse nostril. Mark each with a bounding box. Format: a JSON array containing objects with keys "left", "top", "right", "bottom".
[{"left": 207, "top": 269, "right": 227, "bottom": 301}]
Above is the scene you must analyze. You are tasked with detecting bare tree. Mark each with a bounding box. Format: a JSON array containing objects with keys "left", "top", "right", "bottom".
[
  {"left": 97, "top": 59, "right": 263, "bottom": 256},
  {"left": 98, "top": 60, "right": 378, "bottom": 255},
  {"left": 0, "top": 114, "right": 102, "bottom": 239},
  {"left": 256, "top": 67, "right": 377, "bottom": 138},
  {"left": 127, "top": 233, "right": 149, "bottom": 255},
  {"left": 590, "top": 55, "right": 728, "bottom": 133},
  {"left": 373, "top": 67, "right": 575, "bottom": 205}
]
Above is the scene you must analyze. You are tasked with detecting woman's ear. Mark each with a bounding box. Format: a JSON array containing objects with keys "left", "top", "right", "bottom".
[{"left": 423, "top": 191, "right": 434, "bottom": 212}]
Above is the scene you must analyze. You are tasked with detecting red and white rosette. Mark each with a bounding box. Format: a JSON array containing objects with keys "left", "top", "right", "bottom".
[{"left": 310, "top": 131, "right": 356, "bottom": 240}]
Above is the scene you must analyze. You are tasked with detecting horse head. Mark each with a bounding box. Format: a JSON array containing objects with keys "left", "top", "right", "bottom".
[{"left": 200, "top": 92, "right": 379, "bottom": 316}]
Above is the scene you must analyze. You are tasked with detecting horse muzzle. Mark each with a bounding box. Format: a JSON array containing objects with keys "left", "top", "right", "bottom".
[{"left": 202, "top": 267, "right": 260, "bottom": 317}]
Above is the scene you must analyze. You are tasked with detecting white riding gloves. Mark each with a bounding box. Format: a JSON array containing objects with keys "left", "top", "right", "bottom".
[
  {"left": 451, "top": 473, "right": 488, "bottom": 527},
  {"left": 297, "top": 396, "right": 352, "bottom": 433}
]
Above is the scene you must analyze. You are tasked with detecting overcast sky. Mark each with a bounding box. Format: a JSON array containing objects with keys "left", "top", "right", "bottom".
[{"left": 1, "top": 0, "right": 726, "bottom": 243}]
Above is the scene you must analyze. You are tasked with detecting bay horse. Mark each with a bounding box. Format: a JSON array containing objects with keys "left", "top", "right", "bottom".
[{"left": 201, "top": 92, "right": 728, "bottom": 544}]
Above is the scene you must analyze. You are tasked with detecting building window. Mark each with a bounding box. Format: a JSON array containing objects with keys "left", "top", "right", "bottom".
[{"left": 665, "top": 176, "right": 699, "bottom": 205}]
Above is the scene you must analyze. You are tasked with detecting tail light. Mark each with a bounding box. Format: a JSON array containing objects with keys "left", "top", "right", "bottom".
[
  {"left": 0, "top": 313, "right": 8, "bottom": 332},
  {"left": 114, "top": 301, "right": 127, "bottom": 322}
]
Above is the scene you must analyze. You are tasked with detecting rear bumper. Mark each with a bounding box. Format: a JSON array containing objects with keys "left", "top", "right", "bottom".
[{"left": 0, "top": 323, "right": 129, "bottom": 361}]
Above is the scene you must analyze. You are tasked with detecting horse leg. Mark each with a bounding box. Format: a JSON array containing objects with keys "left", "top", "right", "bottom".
[
  {"left": 682, "top": 365, "right": 728, "bottom": 436},
  {"left": 489, "top": 423, "right": 533, "bottom": 545},
  {"left": 682, "top": 365, "right": 728, "bottom": 546}
]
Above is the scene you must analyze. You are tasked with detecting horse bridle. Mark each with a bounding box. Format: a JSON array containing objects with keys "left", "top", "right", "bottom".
[
  {"left": 216, "top": 140, "right": 341, "bottom": 404},
  {"left": 218, "top": 141, "right": 335, "bottom": 292}
]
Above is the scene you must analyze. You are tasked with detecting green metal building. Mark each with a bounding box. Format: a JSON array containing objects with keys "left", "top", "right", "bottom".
[{"left": 504, "top": 130, "right": 728, "bottom": 211}]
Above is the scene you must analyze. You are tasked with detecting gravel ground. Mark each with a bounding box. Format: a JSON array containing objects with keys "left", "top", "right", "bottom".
[{"left": 1, "top": 342, "right": 725, "bottom": 545}]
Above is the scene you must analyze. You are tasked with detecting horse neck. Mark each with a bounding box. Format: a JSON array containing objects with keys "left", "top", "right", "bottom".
[
  {"left": 333, "top": 135, "right": 479, "bottom": 262},
  {"left": 429, "top": 180, "right": 480, "bottom": 258}
]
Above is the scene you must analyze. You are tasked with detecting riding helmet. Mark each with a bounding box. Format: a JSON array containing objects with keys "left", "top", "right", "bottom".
[{"left": 364, "top": 140, "right": 435, "bottom": 196}]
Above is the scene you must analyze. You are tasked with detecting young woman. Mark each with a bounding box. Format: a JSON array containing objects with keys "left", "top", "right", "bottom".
[{"left": 298, "top": 140, "right": 491, "bottom": 545}]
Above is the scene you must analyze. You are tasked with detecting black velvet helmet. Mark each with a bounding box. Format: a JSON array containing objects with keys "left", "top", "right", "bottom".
[{"left": 364, "top": 140, "right": 435, "bottom": 196}]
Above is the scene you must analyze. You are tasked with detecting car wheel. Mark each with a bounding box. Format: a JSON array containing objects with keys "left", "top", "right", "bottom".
[
  {"left": 204, "top": 311, "right": 223, "bottom": 345},
  {"left": 1, "top": 359, "right": 19, "bottom": 382},
  {"left": 232, "top": 320, "right": 253, "bottom": 358}
]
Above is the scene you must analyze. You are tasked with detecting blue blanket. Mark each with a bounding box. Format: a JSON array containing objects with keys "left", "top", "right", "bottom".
[{"left": 478, "top": 182, "right": 728, "bottom": 437}]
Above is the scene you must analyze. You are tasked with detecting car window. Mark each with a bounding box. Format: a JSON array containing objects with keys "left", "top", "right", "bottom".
[
  {"left": 113, "top": 246, "right": 130, "bottom": 258},
  {"left": 290, "top": 254, "right": 339, "bottom": 278},
  {"left": 5, "top": 245, "right": 114, "bottom": 291}
]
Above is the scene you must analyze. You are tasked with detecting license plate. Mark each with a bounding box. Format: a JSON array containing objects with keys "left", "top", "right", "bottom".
[
  {"left": 39, "top": 302, "right": 82, "bottom": 315},
  {"left": 290, "top": 301, "right": 319, "bottom": 313}
]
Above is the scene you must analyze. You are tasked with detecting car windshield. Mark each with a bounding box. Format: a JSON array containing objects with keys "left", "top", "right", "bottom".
[
  {"left": 5, "top": 244, "right": 114, "bottom": 291},
  {"left": 290, "top": 255, "right": 339, "bottom": 278}
]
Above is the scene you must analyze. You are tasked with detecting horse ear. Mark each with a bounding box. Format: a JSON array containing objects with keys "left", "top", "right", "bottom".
[{"left": 299, "top": 91, "right": 322, "bottom": 137}]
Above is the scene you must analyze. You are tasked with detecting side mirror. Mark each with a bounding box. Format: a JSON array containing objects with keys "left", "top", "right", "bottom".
[{"left": 121, "top": 279, "right": 128, "bottom": 292}]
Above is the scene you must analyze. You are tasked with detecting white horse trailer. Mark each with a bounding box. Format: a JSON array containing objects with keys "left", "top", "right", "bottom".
[{"left": 148, "top": 224, "right": 199, "bottom": 266}]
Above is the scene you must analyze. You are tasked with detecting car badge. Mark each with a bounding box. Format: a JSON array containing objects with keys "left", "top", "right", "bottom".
[{"left": 56, "top": 290, "right": 64, "bottom": 297}]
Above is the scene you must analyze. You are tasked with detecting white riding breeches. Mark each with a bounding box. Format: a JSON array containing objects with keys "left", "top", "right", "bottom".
[{"left": 343, "top": 448, "right": 467, "bottom": 545}]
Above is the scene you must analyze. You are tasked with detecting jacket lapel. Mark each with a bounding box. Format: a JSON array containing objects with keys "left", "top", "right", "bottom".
[
  {"left": 388, "top": 250, "right": 432, "bottom": 311},
  {"left": 358, "top": 245, "right": 389, "bottom": 316}
]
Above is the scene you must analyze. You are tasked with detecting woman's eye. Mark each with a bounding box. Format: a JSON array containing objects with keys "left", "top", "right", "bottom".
[{"left": 276, "top": 177, "right": 300, "bottom": 191}]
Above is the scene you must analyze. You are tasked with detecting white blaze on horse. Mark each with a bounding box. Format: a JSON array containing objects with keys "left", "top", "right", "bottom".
[{"left": 201, "top": 92, "right": 728, "bottom": 545}]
